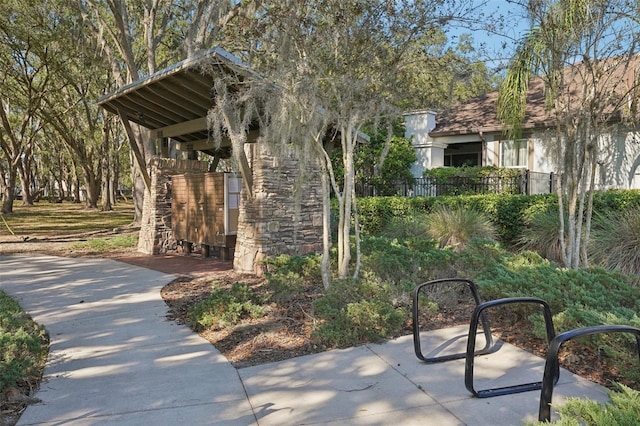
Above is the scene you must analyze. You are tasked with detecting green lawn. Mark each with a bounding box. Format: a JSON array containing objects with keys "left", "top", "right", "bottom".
[{"left": 0, "top": 201, "right": 135, "bottom": 238}]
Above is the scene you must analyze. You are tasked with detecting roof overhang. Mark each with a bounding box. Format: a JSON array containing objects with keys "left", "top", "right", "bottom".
[
  {"left": 98, "top": 46, "right": 369, "bottom": 170},
  {"left": 98, "top": 47, "right": 256, "bottom": 151},
  {"left": 99, "top": 47, "right": 260, "bottom": 194}
]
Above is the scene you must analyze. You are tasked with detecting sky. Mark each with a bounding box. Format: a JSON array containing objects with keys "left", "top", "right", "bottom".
[{"left": 445, "top": 0, "right": 531, "bottom": 70}]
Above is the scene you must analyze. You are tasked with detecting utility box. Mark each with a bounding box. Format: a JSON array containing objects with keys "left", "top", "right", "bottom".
[{"left": 171, "top": 172, "right": 241, "bottom": 258}]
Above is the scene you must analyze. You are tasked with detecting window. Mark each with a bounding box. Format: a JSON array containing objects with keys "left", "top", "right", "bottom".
[
  {"left": 444, "top": 153, "right": 480, "bottom": 167},
  {"left": 501, "top": 139, "right": 528, "bottom": 167},
  {"left": 443, "top": 142, "right": 482, "bottom": 167}
]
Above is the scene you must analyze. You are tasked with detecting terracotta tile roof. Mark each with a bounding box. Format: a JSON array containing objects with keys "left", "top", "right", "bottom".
[{"left": 431, "top": 56, "right": 640, "bottom": 138}]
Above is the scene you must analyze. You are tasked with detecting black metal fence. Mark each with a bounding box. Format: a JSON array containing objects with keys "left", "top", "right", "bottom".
[{"left": 355, "top": 170, "right": 555, "bottom": 197}]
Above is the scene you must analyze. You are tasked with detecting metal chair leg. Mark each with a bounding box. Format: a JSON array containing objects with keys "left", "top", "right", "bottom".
[
  {"left": 539, "top": 325, "right": 640, "bottom": 422},
  {"left": 465, "top": 297, "right": 557, "bottom": 398},
  {"left": 413, "top": 278, "right": 493, "bottom": 363}
]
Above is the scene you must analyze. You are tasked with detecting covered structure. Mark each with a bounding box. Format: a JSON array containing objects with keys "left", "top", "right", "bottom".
[
  {"left": 98, "top": 48, "right": 324, "bottom": 273},
  {"left": 99, "top": 47, "right": 257, "bottom": 193}
]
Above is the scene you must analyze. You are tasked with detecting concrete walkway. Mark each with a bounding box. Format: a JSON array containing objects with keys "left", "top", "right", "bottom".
[{"left": 0, "top": 255, "right": 609, "bottom": 425}]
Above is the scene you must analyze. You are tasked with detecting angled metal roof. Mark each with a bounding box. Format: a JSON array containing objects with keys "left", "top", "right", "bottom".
[
  {"left": 99, "top": 46, "right": 370, "bottom": 152},
  {"left": 98, "top": 47, "right": 252, "bottom": 145}
]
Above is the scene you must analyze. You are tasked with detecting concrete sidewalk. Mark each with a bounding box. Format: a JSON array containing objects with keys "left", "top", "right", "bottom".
[
  {"left": 0, "top": 255, "right": 608, "bottom": 425},
  {"left": 0, "top": 255, "right": 254, "bottom": 425}
]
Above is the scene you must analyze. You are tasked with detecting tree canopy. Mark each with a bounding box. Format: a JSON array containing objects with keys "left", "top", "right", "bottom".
[
  {"left": 498, "top": 0, "right": 640, "bottom": 268},
  {"left": 202, "top": 0, "right": 497, "bottom": 286},
  {"left": 0, "top": 0, "right": 504, "bottom": 282}
]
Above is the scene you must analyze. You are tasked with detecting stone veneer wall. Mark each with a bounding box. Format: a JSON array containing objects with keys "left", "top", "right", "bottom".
[
  {"left": 137, "top": 158, "right": 209, "bottom": 254},
  {"left": 233, "top": 143, "right": 324, "bottom": 275}
]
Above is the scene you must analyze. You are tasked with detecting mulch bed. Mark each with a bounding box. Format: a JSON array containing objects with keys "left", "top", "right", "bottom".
[{"left": 160, "top": 269, "right": 636, "bottom": 392}]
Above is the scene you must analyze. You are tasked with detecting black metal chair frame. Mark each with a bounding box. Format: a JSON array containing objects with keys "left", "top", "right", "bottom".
[
  {"left": 538, "top": 325, "right": 640, "bottom": 422},
  {"left": 464, "top": 297, "right": 558, "bottom": 398},
  {"left": 413, "top": 278, "right": 640, "bottom": 414},
  {"left": 412, "top": 278, "right": 493, "bottom": 363}
]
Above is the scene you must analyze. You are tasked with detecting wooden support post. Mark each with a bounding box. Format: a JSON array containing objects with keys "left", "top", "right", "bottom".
[
  {"left": 220, "top": 247, "right": 229, "bottom": 261},
  {"left": 238, "top": 145, "right": 253, "bottom": 197},
  {"left": 209, "top": 156, "right": 220, "bottom": 171},
  {"left": 155, "top": 130, "right": 169, "bottom": 158},
  {"left": 118, "top": 109, "right": 151, "bottom": 191}
]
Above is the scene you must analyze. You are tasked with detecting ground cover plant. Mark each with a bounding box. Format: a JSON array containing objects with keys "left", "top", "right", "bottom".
[
  {"left": 0, "top": 290, "right": 48, "bottom": 422},
  {"left": 474, "top": 249, "right": 640, "bottom": 386},
  {"left": 188, "top": 282, "right": 266, "bottom": 331},
  {"left": 526, "top": 384, "right": 640, "bottom": 426},
  {"left": 71, "top": 234, "right": 138, "bottom": 253}
]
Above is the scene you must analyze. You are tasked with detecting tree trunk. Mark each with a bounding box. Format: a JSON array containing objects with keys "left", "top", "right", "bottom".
[
  {"left": 1, "top": 169, "right": 17, "bottom": 214},
  {"left": 82, "top": 166, "right": 100, "bottom": 209},
  {"left": 56, "top": 175, "right": 65, "bottom": 201},
  {"left": 129, "top": 123, "right": 152, "bottom": 223},
  {"left": 320, "top": 162, "right": 332, "bottom": 290},
  {"left": 111, "top": 152, "right": 119, "bottom": 205},
  {"left": 73, "top": 174, "right": 81, "bottom": 203},
  {"left": 101, "top": 121, "right": 113, "bottom": 211},
  {"left": 18, "top": 161, "right": 36, "bottom": 206},
  {"left": 337, "top": 122, "right": 355, "bottom": 279}
]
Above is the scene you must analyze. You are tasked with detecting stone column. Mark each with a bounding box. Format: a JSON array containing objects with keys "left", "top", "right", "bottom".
[{"left": 233, "top": 143, "right": 323, "bottom": 275}]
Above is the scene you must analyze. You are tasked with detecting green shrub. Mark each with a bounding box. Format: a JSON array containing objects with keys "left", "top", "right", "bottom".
[
  {"left": 519, "top": 207, "right": 565, "bottom": 264},
  {"left": 456, "top": 238, "right": 505, "bottom": 275},
  {"left": 360, "top": 236, "right": 421, "bottom": 283},
  {"left": 379, "top": 212, "right": 432, "bottom": 240},
  {"left": 474, "top": 193, "right": 553, "bottom": 244},
  {"left": 592, "top": 189, "right": 640, "bottom": 211},
  {"left": 359, "top": 235, "right": 457, "bottom": 289},
  {"left": 425, "top": 205, "right": 497, "bottom": 251},
  {"left": 525, "top": 384, "right": 640, "bottom": 425},
  {"left": 356, "top": 190, "right": 640, "bottom": 248},
  {"left": 266, "top": 271, "right": 305, "bottom": 303},
  {"left": 357, "top": 197, "right": 419, "bottom": 235},
  {"left": 263, "top": 254, "right": 322, "bottom": 302},
  {"left": 356, "top": 193, "right": 552, "bottom": 244},
  {"left": 188, "top": 282, "right": 265, "bottom": 331},
  {"left": 475, "top": 253, "right": 640, "bottom": 384},
  {"left": 311, "top": 278, "right": 407, "bottom": 347},
  {"left": 590, "top": 209, "right": 640, "bottom": 276},
  {"left": 476, "top": 257, "right": 639, "bottom": 315},
  {"left": 312, "top": 299, "right": 405, "bottom": 348},
  {"left": 0, "top": 290, "right": 48, "bottom": 396},
  {"left": 264, "top": 254, "right": 322, "bottom": 283}
]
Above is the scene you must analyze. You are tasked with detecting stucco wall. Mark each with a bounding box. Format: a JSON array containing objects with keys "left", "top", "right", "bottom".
[{"left": 529, "top": 128, "right": 640, "bottom": 189}]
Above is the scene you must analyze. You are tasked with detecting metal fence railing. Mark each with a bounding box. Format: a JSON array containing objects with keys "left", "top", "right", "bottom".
[
  {"left": 525, "top": 171, "right": 556, "bottom": 195},
  {"left": 355, "top": 171, "right": 555, "bottom": 198}
]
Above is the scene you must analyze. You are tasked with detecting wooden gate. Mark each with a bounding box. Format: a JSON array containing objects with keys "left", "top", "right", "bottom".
[{"left": 171, "top": 172, "right": 239, "bottom": 254}]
